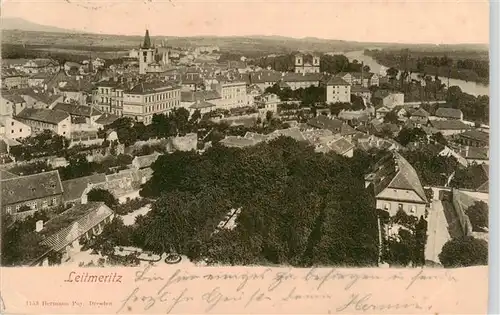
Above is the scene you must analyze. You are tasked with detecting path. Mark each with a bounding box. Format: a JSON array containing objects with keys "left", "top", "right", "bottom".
[
  {"left": 425, "top": 187, "right": 462, "bottom": 265},
  {"left": 120, "top": 204, "right": 152, "bottom": 226}
]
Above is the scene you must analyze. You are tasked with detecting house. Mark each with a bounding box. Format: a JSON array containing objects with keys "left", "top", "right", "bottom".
[
  {"left": 132, "top": 152, "right": 161, "bottom": 169},
  {"left": 2, "top": 117, "right": 32, "bottom": 139},
  {"left": 350, "top": 72, "right": 379, "bottom": 87},
  {"left": 57, "top": 80, "right": 94, "bottom": 105},
  {"left": 20, "top": 89, "right": 64, "bottom": 109},
  {"left": 189, "top": 100, "right": 216, "bottom": 115},
  {"left": 249, "top": 71, "right": 282, "bottom": 91},
  {"left": 35, "top": 201, "right": 114, "bottom": 265},
  {"left": 22, "top": 59, "right": 59, "bottom": 74},
  {"left": 1, "top": 68, "right": 29, "bottom": 89},
  {"left": 392, "top": 106, "right": 416, "bottom": 121},
  {"left": 439, "top": 146, "right": 468, "bottom": 167},
  {"left": 429, "top": 120, "right": 470, "bottom": 136},
  {"left": 1, "top": 170, "right": 64, "bottom": 217},
  {"left": 265, "top": 127, "right": 306, "bottom": 143},
  {"left": 61, "top": 173, "right": 107, "bottom": 205},
  {"left": 180, "top": 90, "right": 222, "bottom": 109},
  {"left": 409, "top": 108, "right": 430, "bottom": 125},
  {"left": 211, "top": 80, "right": 247, "bottom": 110},
  {"left": 282, "top": 72, "right": 323, "bottom": 90},
  {"left": 246, "top": 84, "right": 263, "bottom": 106},
  {"left": 180, "top": 73, "right": 205, "bottom": 91},
  {"left": 375, "top": 106, "right": 391, "bottom": 120},
  {"left": 1, "top": 94, "right": 27, "bottom": 118},
  {"left": 455, "top": 130, "right": 489, "bottom": 147},
  {"left": 326, "top": 77, "right": 351, "bottom": 104},
  {"left": 15, "top": 108, "right": 72, "bottom": 138},
  {"left": 122, "top": 81, "right": 181, "bottom": 125},
  {"left": 382, "top": 93, "right": 404, "bottom": 109},
  {"left": 307, "top": 115, "right": 357, "bottom": 140},
  {"left": 457, "top": 146, "right": 489, "bottom": 165},
  {"left": 351, "top": 85, "right": 371, "bottom": 103},
  {"left": 365, "top": 152, "right": 427, "bottom": 218},
  {"left": 255, "top": 93, "right": 280, "bottom": 114},
  {"left": 52, "top": 103, "right": 103, "bottom": 130},
  {"left": 28, "top": 73, "right": 52, "bottom": 87},
  {"left": 312, "top": 135, "right": 355, "bottom": 157},
  {"left": 434, "top": 108, "right": 464, "bottom": 121},
  {"left": 94, "top": 113, "right": 120, "bottom": 129},
  {"left": 93, "top": 79, "right": 128, "bottom": 116}
]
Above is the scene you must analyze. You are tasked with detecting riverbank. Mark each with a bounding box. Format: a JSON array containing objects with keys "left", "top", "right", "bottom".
[{"left": 344, "top": 51, "right": 489, "bottom": 97}]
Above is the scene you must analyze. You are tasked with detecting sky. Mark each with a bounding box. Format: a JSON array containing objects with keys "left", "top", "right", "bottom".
[{"left": 2, "top": 0, "right": 490, "bottom": 44}]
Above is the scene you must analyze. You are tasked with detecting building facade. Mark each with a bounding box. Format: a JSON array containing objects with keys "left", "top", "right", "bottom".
[
  {"left": 294, "top": 54, "right": 320, "bottom": 74},
  {"left": 1, "top": 170, "right": 64, "bottom": 217},
  {"left": 212, "top": 80, "right": 247, "bottom": 110},
  {"left": 123, "top": 82, "right": 181, "bottom": 125},
  {"left": 15, "top": 108, "right": 72, "bottom": 138},
  {"left": 326, "top": 77, "right": 351, "bottom": 104}
]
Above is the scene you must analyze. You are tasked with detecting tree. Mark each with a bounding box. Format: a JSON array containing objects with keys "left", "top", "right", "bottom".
[
  {"left": 87, "top": 188, "right": 118, "bottom": 208},
  {"left": 265, "top": 111, "right": 273, "bottom": 123},
  {"left": 363, "top": 65, "right": 371, "bottom": 73},
  {"left": 466, "top": 201, "right": 488, "bottom": 232},
  {"left": 395, "top": 127, "right": 428, "bottom": 146},
  {"left": 384, "top": 111, "right": 399, "bottom": 124},
  {"left": 430, "top": 132, "right": 447, "bottom": 145},
  {"left": 439, "top": 237, "right": 488, "bottom": 267},
  {"left": 351, "top": 95, "right": 365, "bottom": 110},
  {"left": 1, "top": 211, "right": 52, "bottom": 266},
  {"left": 387, "top": 67, "right": 399, "bottom": 79}
]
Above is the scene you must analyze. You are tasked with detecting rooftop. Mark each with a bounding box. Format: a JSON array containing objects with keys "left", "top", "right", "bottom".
[
  {"left": 16, "top": 108, "right": 70, "bottom": 125},
  {"left": 1, "top": 170, "right": 63, "bottom": 205},
  {"left": 40, "top": 202, "right": 114, "bottom": 252}
]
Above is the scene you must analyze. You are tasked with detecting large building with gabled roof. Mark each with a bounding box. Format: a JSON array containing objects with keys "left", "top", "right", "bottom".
[{"left": 365, "top": 152, "right": 428, "bottom": 218}]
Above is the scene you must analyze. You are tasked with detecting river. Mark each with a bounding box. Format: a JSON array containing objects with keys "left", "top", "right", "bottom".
[{"left": 343, "top": 51, "right": 489, "bottom": 97}]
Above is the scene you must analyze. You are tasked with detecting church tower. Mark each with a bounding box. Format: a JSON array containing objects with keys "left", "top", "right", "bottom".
[
  {"left": 139, "top": 29, "right": 155, "bottom": 75},
  {"left": 294, "top": 54, "right": 303, "bottom": 73}
]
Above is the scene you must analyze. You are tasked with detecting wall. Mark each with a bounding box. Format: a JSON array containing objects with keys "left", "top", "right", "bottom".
[
  {"left": 4, "top": 118, "right": 32, "bottom": 139},
  {"left": 451, "top": 188, "right": 474, "bottom": 237},
  {"left": 5, "top": 194, "right": 63, "bottom": 218},
  {"left": 326, "top": 85, "right": 351, "bottom": 104},
  {"left": 376, "top": 198, "right": 426, "bottom": 218}
]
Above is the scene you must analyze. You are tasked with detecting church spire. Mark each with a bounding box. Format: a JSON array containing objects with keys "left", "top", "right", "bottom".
[{"left": 142, "top": 29, "right": 151, "bottom": 49}]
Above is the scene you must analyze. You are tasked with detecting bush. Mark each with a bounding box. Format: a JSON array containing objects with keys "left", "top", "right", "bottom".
[
  {"left": 439, "top": 236, "right": 488, "bottom": 267},
  {"left": 113, "top": 198, "right": 150, "bottom": 215}
]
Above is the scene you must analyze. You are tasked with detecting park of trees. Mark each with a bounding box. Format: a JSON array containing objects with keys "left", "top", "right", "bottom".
[{"left": 90, "top": 139, "right": 386, "bottom": 267}]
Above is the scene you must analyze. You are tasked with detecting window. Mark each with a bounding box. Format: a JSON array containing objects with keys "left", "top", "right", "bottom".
[
  {"left": 410, "top": 205, "right": 416, "bottom": 214},
  {"left": 11, "top": 122, "right": 14, "bottom": 126},
  {"left": 384, "top": 203, "right": 390, "bottom": 210},
  {"left": 398, "top": 203, "right": 403, "bottom": 211},
  {"left": 6, "top": 207, "right": 11, "bottom": 214},
  {"left": 52, "top": 197, "right": 57, "bottom": 206}
]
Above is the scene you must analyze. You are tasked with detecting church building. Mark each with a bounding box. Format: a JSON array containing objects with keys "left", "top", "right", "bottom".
[
  {"left": 294, "top": 53, "right": 320, "bottom": 74},
  {"left": 138, "top": 30, "right": 170, "bottom": 75}
]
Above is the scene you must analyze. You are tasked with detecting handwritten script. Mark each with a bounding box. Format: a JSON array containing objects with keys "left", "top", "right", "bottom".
[{"left": 115, "top": 265, "right": 460, "bottom": 314}]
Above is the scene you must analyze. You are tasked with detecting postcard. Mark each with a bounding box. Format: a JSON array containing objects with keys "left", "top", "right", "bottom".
[{"left": 0, "top": 0, "right": 490, "bottom": 314}]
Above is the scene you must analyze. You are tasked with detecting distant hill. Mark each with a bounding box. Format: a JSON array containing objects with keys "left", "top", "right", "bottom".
[{"left": 1, "top": 17, "right": 80, "bottom": 34}]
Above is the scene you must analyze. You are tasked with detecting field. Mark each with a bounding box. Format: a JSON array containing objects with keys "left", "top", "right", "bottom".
[{"left": 1, "top": 29, "right": 490, "bottom": 58}]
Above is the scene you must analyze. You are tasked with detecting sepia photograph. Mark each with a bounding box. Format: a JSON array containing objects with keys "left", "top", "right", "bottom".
[{"left": 0, "top": 0, "right": 492, "bottom": 313}]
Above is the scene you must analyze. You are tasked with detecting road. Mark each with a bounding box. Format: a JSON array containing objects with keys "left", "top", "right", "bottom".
[{"left": 425, "top": 187, "right": 462, "bottom": 265}]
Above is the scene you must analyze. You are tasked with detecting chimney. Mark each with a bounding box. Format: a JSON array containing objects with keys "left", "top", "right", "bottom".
[{"left": 35, "top": 220, "right": 44, "bottom": 233}]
